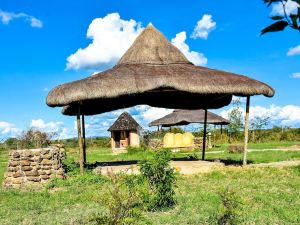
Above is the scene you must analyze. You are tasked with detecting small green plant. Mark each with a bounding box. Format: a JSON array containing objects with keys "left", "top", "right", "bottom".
[
  {"left": 218, "top": 187, "right": 243, "bottom": 225},
  {"left": 88, "top": 172, "right": 148, "bottom": 225},
  {"left": 139, "top": 149, "right": 176, "bottom": 211},
  {"left": 62, "top": 157, "right": 79, "bottom": 175}
]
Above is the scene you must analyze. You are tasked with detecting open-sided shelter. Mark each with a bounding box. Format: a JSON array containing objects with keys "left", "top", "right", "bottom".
[
  {"left": 47, "top": 24, "right": 274, "bottom": 173},
  {"left": 108, "top": 112, "right": 142, "bottom": 149},
  {"left": 149, "top": 109, "right": 230, "bottom": 127}
]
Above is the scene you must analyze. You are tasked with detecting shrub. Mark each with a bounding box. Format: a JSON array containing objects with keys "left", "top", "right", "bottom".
[
  {"left": 88, "top": 172, "right": 148, "bottom": 225},
  {"left": 217, "top": 187, "right": 243, "bottom": 225},
  {"left": 62, "top": 157, "right": 79, "bottom": 175},
  {"left": 139, "top": 149, "right": 176, "bottom": 210}
]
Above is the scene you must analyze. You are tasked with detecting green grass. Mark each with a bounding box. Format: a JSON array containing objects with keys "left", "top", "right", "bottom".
[
  {"left": 1, "top": 142, "right": 300, "bottom": 224},
  {"left": 65, "top": 140, "right": 300, "bottom": 165},
  {"left": 0, "top": 164, "right": 300, "bottom": 224}
]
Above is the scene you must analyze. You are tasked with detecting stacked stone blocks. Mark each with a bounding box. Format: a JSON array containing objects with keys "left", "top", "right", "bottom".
[{"left": 3, "top": 145, "right": 66, "bottom": 188}]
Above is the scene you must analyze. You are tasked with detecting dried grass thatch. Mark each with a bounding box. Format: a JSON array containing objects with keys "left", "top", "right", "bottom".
[
  {"left": 149, "top": 109, "right": 230, "bottom": 127},
  {"left": 47, "top": 24, "right": 274, "bottom": 116},
  {"left": 108, "top": 112, "right": 141, "bottom": 131}
]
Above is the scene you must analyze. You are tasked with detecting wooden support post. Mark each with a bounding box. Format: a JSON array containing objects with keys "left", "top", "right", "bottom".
[
  {"left": 202, "top": 109, "right": 208, "bottom": 160},
  {"left": 243, "top": 96, "right": 250, "bottom": 166},
  {"left": 82, "top": 114, "right": 87, "bottom": 164},
  {"left": 213, "top": 125, "right": 216, "bottom": 148},
  {"left": 76, "top": 104, "right": 84, "bottom": 174},
  {"left": 221, "top": 125, "right": 223, "bottom": 134}
]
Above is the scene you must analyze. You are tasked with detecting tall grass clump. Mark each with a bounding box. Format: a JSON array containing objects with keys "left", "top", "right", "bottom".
[{"left": 217, "top": 187, "right": 243, "bottom": 225}]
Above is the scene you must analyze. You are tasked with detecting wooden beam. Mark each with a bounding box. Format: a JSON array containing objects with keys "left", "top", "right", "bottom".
[
  {"left": 76, "top": 104, "right": 84, "bottom": 174},
  {"left": 82, "top": 113, "right": 87, "bottom": 164},
  {"left": 243, "top": 96, "right": 250, "bottom": 166},
  {"left": 202, "top": 109, "right": 208, "bottom": 160}
]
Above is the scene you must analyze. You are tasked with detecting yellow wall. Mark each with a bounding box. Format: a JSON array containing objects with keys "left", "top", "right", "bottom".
[
  {"left": 163, "top": 132, "right": 194, "bottom": 148},
  {"left": 163, "top": 133, "right": 174, "bottom": 148},
  {"left": 129, "top": 131, "right": 140, "bottom": 147}
]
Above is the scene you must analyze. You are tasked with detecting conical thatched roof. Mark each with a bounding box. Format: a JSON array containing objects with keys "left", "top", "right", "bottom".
[
  {"left": 118, "top": 24, "right": 190, "bottom": 65},
  {"left": 108, "top": 112, "right": 142, "bottom": 131},
  {"left": 149, "top": 109, "right": 230, "bottom": 127},
  {"left": 46, "top": 24, "right": 274, "bottom": 116}
]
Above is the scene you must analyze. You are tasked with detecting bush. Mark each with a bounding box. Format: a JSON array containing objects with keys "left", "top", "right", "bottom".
[
  {"left": 62, "top": 157, "right": 79, "bottom": 175},
  {"left": 88, "top": 172, "right": 148, "bottom": 225},
  {"left": 139, "top": 149, "right": 176, "bottom": 210}
]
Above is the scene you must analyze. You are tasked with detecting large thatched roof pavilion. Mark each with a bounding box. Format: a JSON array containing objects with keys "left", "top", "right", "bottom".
[
  {"left": 149, "top": 109, "right": 230, "bottom": 127},
  {"left": 47, "top": 24, "right": 274, "bottom": 173}
]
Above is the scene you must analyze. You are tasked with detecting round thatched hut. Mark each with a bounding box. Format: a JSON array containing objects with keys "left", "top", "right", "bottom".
[
  {"left": 149, "top": 109, "right": 230, "bottom": 127},
  {"left": 46, "top": 24, "right": 275, "bottom": 172},
  {"left": 108, "top": 112, "right": 142, "bottom": 150}
]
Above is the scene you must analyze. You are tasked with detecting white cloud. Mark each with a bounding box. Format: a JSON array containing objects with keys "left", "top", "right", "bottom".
[
  {"left": 0, "top": 9, "right": 42, "bottom": 28},
  {"left": 191, "top": 14, "right": 216, "bottom": 40},
  {"left": 171, "top": 31, "right": 207, "bottom": 66},
  {"left": 138, "top": 106, "right": 173, "bottom": 123},
  {"left": 30, "top": 119, "right": 74, "bottom": 139},
  {"left": 291, "top": 73, "right": 300, "bottom": 78},
  {"left": 271, "top": 0, "right": 299, "bottom": 16},
  {"left": 66, "top": 13, "right": 143, "bottom": 70},
  {"left": 287, "top": 44, "right": 300, "bottom": 56},
  {"left": 221, "top": 104, "right": 300, "bottom": 128},
  {"left": 0, "top": 121, "right": 21, "bottom": 138}
]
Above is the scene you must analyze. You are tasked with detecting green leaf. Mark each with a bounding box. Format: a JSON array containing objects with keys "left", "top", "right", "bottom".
[
  {"left": 290, "top": 14, "right": 299, "bottom": 29},
  {"left": 270, "top": 16, "right": 284, "bottom": 20},
  {"left": 261, "top": 21, "right": 289, "bottom": 35}
]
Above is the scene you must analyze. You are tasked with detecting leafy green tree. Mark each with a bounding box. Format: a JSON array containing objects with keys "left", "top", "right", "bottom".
[
  {"left": 250, "top": 115, "right": 270, "bottom": 141},
  {"left": 227, "top": 98, "right": 244, "bottom": 139},
  {"left": 261, "top": 0, "right": 300, "bottom": 35}
]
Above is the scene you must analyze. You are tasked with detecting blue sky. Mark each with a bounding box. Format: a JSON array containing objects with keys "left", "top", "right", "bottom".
[{"left": 0, "top": 0, "right": 299, "bottom": 139}]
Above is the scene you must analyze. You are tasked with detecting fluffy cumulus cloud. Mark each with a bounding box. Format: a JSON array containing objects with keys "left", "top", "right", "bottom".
[
  {"left": 221, "top": 104, "right": 300, "bottom": 128},
  {"left": 171, "top": 31, "right": 207, "bottom": 66},
  {"left": 66, "top": 13, "right": 144, "bottom": 70},
  {"left": 30, "top": 119, "right": 74, "bottom": 140},
  {"left": 0, "top": 9, "right": 42, "bottom": 28},
  {"left": 0, "top": 122, "right": 21, "bottom": 139},
  {"left": 287, "top": 44, "right": 300, "bottom": 56},
  {"left": 191, "top": 14, "right": 216, "bottom": 40},
  {"left": 271, "top": 0, "right": 299, "bottom": 16}
]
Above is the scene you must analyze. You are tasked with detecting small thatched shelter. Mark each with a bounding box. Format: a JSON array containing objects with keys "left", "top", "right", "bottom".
[
  {"left": 149, "top": 109, "right": 229, "bottom": 127},
  {"left": 46, "top": 24, "right": 274, "bottom": 173},
  {"left": 108, "top": 112, "right": 142, "bottom": 149}
]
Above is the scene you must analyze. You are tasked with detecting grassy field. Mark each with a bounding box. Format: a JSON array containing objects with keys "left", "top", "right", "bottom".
[{"left": 0, "top": 141, "right": 300, "bottom": 224}]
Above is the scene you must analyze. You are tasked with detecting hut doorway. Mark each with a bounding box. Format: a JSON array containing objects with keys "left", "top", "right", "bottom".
[{"left": 114, "top": 131, "right": 121, "bottom": 148}]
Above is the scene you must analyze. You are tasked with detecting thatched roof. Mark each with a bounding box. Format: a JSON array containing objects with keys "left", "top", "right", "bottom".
[
  {"left": 46, "top": 24, "right": 274, "bottom": 116},
  {"left": 108, "top": 112, "right": 142, "bottom": 131},
  {"left": 149, "top": 109, "right": 230, "bottom": 127}
]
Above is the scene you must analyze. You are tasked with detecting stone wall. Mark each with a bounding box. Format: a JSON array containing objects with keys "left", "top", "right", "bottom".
[{"left": 3, "top": 145, "right": 66, "bottom": 188}]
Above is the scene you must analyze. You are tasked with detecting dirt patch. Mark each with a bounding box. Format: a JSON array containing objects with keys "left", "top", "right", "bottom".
[
  {"left": 93, "top": 160, "right": 225, "bottom": 176},
  {"left": 278, "top": 145, "right": 300, "bottom": 151}
]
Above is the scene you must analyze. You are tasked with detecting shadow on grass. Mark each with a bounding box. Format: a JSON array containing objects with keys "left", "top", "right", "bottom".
[
  {"left": 206, "top": 158, "right": 254, "bottom": 166},
  {"left": 85, "top": 160, "right": 139, "bottom": 169}
]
